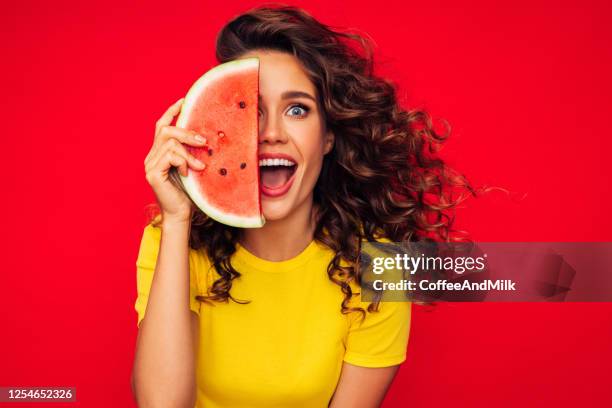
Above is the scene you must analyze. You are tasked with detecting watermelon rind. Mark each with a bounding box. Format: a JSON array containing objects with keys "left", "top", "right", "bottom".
[
  {"left": 180, "top": 173, "right": 265, "bottom": 228},
  {"left": 176, "top": 57, "right": 265, "bottom": 228}
]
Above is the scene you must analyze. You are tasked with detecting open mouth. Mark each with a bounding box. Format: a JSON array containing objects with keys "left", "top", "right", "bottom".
[{"left": 259, "top": 158, "right": 297, "bottom": 197}]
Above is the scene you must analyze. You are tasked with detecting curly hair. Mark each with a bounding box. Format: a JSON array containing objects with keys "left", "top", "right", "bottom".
[{"left": 149, "top": 4, "right": 482, "bottom": 319}]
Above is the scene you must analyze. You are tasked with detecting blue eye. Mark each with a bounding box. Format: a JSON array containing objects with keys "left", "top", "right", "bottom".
[{"left": 287, "top": 104, "right": 310, "bottom": 117}]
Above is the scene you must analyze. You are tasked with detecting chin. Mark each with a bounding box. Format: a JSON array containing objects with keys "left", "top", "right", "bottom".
[
  {"left": 261, "top": 201, "right": 293, "bottom": 221},
  {"left": 259, "top": 176, "right": 313, "bottom": 223}
]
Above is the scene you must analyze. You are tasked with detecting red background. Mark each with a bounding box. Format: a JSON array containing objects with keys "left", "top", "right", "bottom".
[{"left": 2, "top": 0, "right": 611, "bottom": 407}]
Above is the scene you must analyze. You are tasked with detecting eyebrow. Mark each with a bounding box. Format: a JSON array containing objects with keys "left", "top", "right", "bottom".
[
  {"left": 258, "top": 91, "right": 317, "bottom": 103},
  {"left": 281, "top": 90, "right": 316, "bottom": 101}
]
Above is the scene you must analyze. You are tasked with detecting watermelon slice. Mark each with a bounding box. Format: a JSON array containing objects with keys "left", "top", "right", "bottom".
[{"left": 176, "top": 57, "right": 265, "bottom": 228}]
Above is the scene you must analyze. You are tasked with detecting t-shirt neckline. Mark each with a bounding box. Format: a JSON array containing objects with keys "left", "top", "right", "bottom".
[{"left": 233, "top": 239, "right": 324, "bottom": 273}]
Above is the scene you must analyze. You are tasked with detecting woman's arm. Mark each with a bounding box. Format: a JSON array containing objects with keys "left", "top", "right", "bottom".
[
  {"left": 132, "top": 99, "right": 207, "bottom": 408},
  {"left": 132, "top": 220, "right": 198, "bottom": 408},
  {"left": 328, "top": 362, "right": 400, "bottom": 408}
]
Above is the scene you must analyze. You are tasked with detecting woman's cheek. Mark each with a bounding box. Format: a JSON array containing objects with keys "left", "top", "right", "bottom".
[{"left": 304, "top": 153, "right": 325, "bottom": 191}]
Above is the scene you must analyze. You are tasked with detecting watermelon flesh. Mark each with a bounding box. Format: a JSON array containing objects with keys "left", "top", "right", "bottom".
[{"left": 176, "top": 57, "right": 265, "bottom": 228}]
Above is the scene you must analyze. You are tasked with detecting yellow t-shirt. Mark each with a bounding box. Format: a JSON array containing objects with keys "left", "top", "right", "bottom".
[{"left": 134, "top": 223, "right": 411, "bottom": 408}]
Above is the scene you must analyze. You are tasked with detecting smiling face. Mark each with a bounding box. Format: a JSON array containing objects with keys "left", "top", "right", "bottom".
[{"left": 238, "top": 49, "right": 334, "bottom": 222}]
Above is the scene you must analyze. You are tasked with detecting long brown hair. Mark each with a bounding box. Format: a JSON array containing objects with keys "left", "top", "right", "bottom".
[{"left": 150, "top": 4, "right": 482, "bottom": 319}]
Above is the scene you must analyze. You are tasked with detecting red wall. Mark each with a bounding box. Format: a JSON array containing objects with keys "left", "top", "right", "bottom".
[{"left": 1, "top": 1, "right": 611, "bottom": 406}]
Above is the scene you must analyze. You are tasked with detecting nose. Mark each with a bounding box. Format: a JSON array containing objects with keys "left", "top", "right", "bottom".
[{"left": 258, "top": 109, "right": 288, "bottom": 145}]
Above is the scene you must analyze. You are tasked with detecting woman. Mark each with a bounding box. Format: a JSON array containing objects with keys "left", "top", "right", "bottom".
[{"left": 132, "top": 5, "right": 473, "bottom": 407}]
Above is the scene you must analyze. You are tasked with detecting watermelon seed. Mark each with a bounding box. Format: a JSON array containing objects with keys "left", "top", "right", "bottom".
[
  {"left": 218, "top": 131, "right": 225, "bottom": 138},
  {"left": 208, "top": 149, "right": 213, "bottom": 156},
  {"left": 239, "top": 101, "right": 246, "bottom": 109},
  {"left": 220, "top": 168, "right": 227, "bottom": 176},
  {"left": 240, "top": 163, "right": 246, "bottom": 169}
]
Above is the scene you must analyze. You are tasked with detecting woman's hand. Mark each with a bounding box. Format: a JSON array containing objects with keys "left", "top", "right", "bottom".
[{"left": 144, "top": 98, "right": 207, "bottom": 223}]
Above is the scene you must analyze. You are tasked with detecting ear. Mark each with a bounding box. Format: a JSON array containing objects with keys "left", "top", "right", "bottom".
[{"left": 323, "top": 129, "right": 335, "bottom": 155}]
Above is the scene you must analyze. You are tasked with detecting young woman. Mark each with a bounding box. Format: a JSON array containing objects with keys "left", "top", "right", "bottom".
[{"left": 132, "top": 5, "right": 472, "bottom": 408}]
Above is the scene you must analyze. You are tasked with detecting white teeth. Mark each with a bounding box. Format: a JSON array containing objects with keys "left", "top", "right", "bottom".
[{"left": 258, "top": 158, "right": 296, "bottom": 167}]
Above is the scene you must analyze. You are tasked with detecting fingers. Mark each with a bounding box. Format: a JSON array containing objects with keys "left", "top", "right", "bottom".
[
  {"left": 146, "top": 98, "right": 208, "bottom": 182},
  {"left": 146, "top": 139, "right": 206, "bottom": 177},
  {"left": 146, "top": 149, "right": 189, "bottom": 185},
  {"left": 155, "top": 98, "right": 184, "bottom": 136},
  {"left": 165, "top": 146, "right": 206, "bottom": 177},
  {"left": 173, "top": 142, "right": 206, "bottom": 174},
  {"left": 156, "top": 125, "right": 207, "bottom": 148},
  {"left": 167, "top": 151, "right": 189, "bottom": 178},
  {"left": 154, "top": 98, "right": 208, "bottom": 147}
]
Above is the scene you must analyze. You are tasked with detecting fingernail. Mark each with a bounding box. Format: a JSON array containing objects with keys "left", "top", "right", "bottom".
[
  {"left": 195, "top": 159, "right": 206, "bottom": 168},
  {"left": 195, "top": 135, "right": 206, "bottom": 144}
]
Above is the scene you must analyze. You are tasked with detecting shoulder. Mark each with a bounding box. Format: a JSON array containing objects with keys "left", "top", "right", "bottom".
[
  {"left": 344, "top": 297, "right": 412, "bottom": 368},
  {"left": 135, "top": 221, "right": 162, "bottom": 269},
  {"left": 136, "top": 219, "right": 213, "bottom": 287},
  {"left": 349, "top": 228, "right": 406, "bottom": 315},
  {"left": 137, "top": 215, "right": 162, "bottom": 253}
]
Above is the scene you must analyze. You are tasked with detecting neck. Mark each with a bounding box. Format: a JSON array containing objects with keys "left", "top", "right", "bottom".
[{"left": 239, "top": 196, "right": 317, "bottom": 261}]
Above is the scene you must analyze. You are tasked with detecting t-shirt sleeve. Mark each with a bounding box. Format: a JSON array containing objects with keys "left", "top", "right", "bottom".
[
  {"left": 134, "top": 223, "right": 202, "bottom": 327},
  {"left": 343, "top": 300, "right": 412, "bottom": 368}
]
